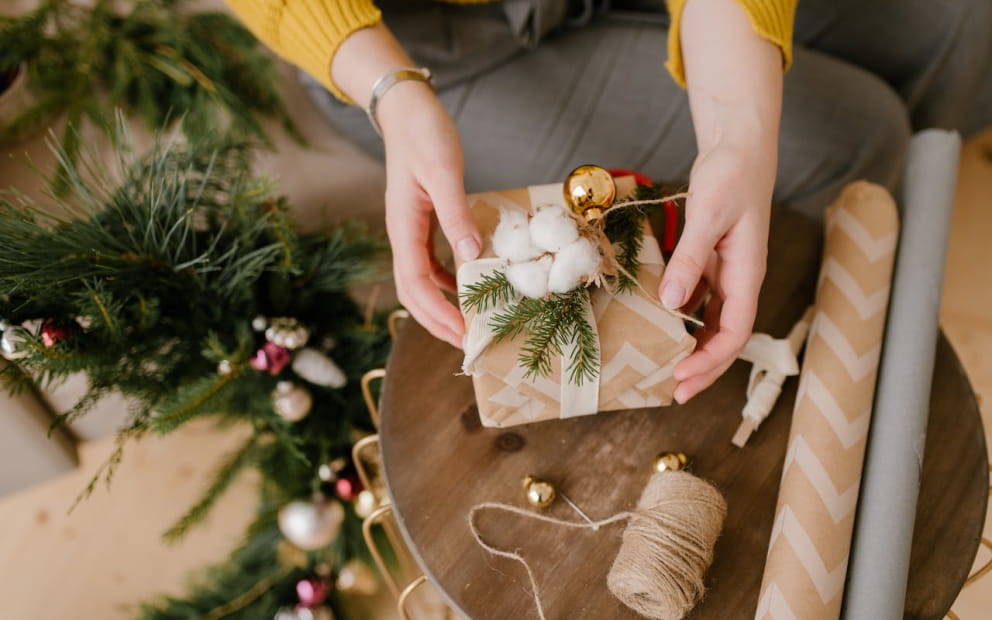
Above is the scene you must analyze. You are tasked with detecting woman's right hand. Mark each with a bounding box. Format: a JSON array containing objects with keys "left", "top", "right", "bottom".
[
  {"left": 377, "top": 82, "right": 481, "bottom": 349},
  {"left": 330, "top": 23, "right": 480, "bottom": 349}
]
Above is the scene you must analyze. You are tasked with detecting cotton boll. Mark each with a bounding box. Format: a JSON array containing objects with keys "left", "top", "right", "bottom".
[
  {"left": 492, "top": 209, "right": 543, "bottom": 262},
  {"left": 529, "top": 204, "right": 579, "bottom": 252},
  {"left": 547, "top": 237, "right": 603, "bottom": 294},
  {"left": 506, "top": 255, "right": 553, "bottom": 299}
]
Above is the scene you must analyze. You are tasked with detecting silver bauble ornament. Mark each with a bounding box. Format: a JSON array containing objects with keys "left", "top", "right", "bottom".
[
  {"left": 292, "top": 348, "right": 346, "bottom": 388},
  {"left": 252, "top": 315, "right": 268, "bottom": 332},
  {"left": 273, "top": 381, "right": 313, "bottom": 422},
  {"left": 336, "top": 559, "right": 379, "bottom": 596},
  {"left": 1, "top": 326, "right": 30, "bottom": 360},
  {"left": 278, "top": 498, "right": 344, "bottom": 551},
  {"left": 354, "top": 489, "right": 378, "bottom": 519},
  {"left": 266, "top": 318, "right": 309, "bottom": 350}
]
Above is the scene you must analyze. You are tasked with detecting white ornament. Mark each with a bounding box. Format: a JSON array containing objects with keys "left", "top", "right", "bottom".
[
  {"left": 547, "top": 237, "right": 603, "bottom": 294},
  {"left": 354, "top": 489, "right": 378, "bottom": 519},
  {"left": 336, "top": 560, "right": 379, "bottom": 595},
  {"left": 1, "top": 326, "right": 30, "bottom": 360},
  {"left": 277, "top": 498, "right": 344, "bottom": 551},
  {"left": 529, "top": 204, "right": 579, "bottom": 252},
  {"left": 505, "top": 255, "right": 553, "bottom": 299},
  {"left": 251, "top": 315, "right": 268, "bottom": 332},
  {"left": 273, "top": 381, "right": 313, "bottom": 422},
  {"left": 292, "top": 348, "right": 346, "bottom": 388},
  {"left": 492, "top": 208, "right": 543, "bottom": 263}
]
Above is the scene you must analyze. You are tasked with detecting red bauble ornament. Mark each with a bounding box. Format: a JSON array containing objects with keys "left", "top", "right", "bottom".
[
  {"left": 41, "top": 319, "right": 75, "bottom": 347},
  {"left": 250, "top": 341, "right": 291, "bottom": 375},
  {"left": 334, "top": 475, "right": 364, "bottom": 502},
  {"left": 296, "top": 577, "right": 330, "bottom": 607}
]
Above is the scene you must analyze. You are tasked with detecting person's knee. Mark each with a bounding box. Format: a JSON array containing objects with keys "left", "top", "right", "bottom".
[{"left": 777, "top": 57, "right": 911, "bottom": 216}]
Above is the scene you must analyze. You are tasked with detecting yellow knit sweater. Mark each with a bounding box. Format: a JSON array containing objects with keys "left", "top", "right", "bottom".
[{"left": 225, "top": 0, "right": 797, "bottom": 102}]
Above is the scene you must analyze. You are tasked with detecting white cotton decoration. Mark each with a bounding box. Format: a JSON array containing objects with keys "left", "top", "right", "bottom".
[
  {"left": 292, "top": 347, "right": 347, "bottom": 388},
  {"left": 548, "top": 237, "right": 603, "bottom": 294},
  {"left": 492, "top": 208, "right": 543, "bottom": 262},
  {"left": 505, "top": 255, "right": 553, "bottom": 299},
  {"left": 529, "top": 204, "right": 579, "bottom": 252}
]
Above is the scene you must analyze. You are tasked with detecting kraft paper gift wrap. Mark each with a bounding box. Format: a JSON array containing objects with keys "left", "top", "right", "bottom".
[
  {"left": 755, "top": 181, "right": 898, "bottom": 619},
  {"left": 455, "top": 177, "right": 695, "bottom": 428}
]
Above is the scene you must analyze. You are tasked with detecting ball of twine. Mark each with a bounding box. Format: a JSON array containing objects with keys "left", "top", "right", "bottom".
[{"left": 607, "top": 470, "right": 727, "bottom": 620}]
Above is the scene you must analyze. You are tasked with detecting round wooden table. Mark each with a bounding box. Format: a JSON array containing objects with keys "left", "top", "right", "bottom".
[{"left": 378, "top": 208, "right": 988, "bottom": 620}]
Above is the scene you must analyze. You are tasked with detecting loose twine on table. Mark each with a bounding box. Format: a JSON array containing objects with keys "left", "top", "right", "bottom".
[{"left": 468, "top": 471, "right": 727, "bottom": 620}]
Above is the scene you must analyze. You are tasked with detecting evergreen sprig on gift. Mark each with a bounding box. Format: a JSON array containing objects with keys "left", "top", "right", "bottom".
[
  {"left": 0, "top": 122, "right": 392, "bottom": 618},
  {"left": 0, "top": 0, "right": 299, "bottom": 177}
]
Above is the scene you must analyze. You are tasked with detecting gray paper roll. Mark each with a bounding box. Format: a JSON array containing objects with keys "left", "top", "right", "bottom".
[{"left": 841, "top": 130, "right": 962, "bottom": 619}]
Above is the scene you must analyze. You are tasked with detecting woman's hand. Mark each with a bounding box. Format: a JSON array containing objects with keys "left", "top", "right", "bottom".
[
  {"left": 331, "top": 23, "right": 480, "bottom": 349},
  {"left": 659, "top": 0, "right": 783, "bottom": 402},
  {"left": 377, "top": 85, "right": 480, "bottom": 348}
]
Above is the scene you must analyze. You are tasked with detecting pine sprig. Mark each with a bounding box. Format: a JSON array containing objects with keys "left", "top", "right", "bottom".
[
  {"left": 460, "top": 271, "right": 516, "bottom": 312},
  {"left": 488, "top": 287, "right": 599, "bottom": 384}
]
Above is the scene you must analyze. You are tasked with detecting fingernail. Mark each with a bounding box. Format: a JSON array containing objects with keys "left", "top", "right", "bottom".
[
  {"left": 661, "top": 282, "right": 685, "bottom": 309},
  {"left": 456, "top": 236, "right": 481, "bottom": 262},
  {"left": 674, "top": 385, "right": 688, "bottom": 404}
]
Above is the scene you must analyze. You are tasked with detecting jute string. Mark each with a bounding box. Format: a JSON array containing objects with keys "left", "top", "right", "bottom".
[{"left": 469, "top": 471, "right": 727, "bottom": 620}]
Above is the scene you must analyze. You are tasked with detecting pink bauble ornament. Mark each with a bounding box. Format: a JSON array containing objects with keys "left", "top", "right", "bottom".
[
  {"left": 296, "top": 577, "right": 330, "bottom": 607},
  {"left": 334, "top": 475, "right": 363, "bottom": 502},
  {"left": 251, "top": 342, "right": 291, "bottom": 375}
]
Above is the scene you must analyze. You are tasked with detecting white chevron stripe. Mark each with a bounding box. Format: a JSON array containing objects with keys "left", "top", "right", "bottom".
[
  {"left": 816, "top": 258, "right": 891, "bottom": 320},
  {"left": 601, "top": 343, "right": 661, "bottom": 383},
  {"left": 612, "top": 291, "right": 691, "bottom": 340},
  {"left": 782, "top": 436, "right": 860, "bottom": 521},
  {"left": 797, "top": 372, "right": 871, "bottom": 449},
  {"left": 767, "top": 506, "right": 849, "bottom": 604},
  {"left": 755, "top": 583, "right": 799, "bottom": 620},
  {"left": 826, "top": 207, "right": 898, "bottom": 262},
  {"left": 809, "top": 313, "right": 882, "bottom": 381},
  {"left": 488, "top": 385, "right": 546, "bottom": 420}
]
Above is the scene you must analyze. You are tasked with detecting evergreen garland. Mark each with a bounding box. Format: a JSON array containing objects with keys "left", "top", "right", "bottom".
[
  {"left": 0, "top": 0, "right": 299, "bottom": 185},
  {"left": 0, "top": 123, "right": 392, "bottom": 618}
]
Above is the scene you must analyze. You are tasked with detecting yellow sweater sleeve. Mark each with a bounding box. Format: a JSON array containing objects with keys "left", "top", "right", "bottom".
[
  {"left": 224, "top": 0, "right": 383, "bottom": 103},
  {"left": 664, "top": 0, "right": 798, "bottom": 88}
]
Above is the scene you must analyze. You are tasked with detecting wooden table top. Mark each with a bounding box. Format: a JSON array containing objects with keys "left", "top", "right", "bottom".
[{"left": 378, "top": 208, "right": 988, "bottom": 620}]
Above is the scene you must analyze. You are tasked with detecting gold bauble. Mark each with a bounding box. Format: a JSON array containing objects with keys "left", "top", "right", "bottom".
[
  {"left": 336, "top": 559, "right": 379, "bottom": 596},
  {"left": 354, "top": 489, "right": 378, "bottom": 518},
  {"left": 654, "top": 451, "right": 688, "bottom": 473},
  {"left": 563, "top": 165, "right": 616, "bottom": 220},
  {"left": 522, "top": 475, "right": 556, "bottom": 509}
]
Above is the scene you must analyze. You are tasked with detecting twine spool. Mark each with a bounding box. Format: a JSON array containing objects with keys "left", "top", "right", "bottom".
[
  {"left": 607, "top": 471, "right": 727, "bottom": 620},
  {"left": 469, "top": 470, "right": 726, "bottom": 620}
]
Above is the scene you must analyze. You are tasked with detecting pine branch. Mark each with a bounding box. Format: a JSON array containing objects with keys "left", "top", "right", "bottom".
[
  {"left": 162, "top": 435, "right": 259, "bottom": 543},
  {"left": 460, "top": 270, "right": 515, "bottom": 312}
]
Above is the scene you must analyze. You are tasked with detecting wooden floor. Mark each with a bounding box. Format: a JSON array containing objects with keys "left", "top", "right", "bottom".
[{"left": 0, "top": 71, "right": 990, "bottom": 619}]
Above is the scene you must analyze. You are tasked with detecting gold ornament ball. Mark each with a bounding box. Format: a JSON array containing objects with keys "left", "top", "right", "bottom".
[
  {"left": 522, "top": 475, "right": 556, "bottom": 508},
  {"left": 273, "top": 381, "right": 313, "bottom": 422},
  {"left": 654, "top": 451, "right": 688, "bottom": 473},
  {"left": 563, "top": 165, "right": 616, "bottom": 220},
  {"left": 354, "top": 489, "right": 378, "bottom": 518},
  {"left": 336, "top": 559, "right": 379, "bottom": 596}
]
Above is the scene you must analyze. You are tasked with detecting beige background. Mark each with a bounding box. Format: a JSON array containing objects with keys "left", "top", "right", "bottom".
[{"left": 0, "top": 43, "right": 990, "bottom": 620}]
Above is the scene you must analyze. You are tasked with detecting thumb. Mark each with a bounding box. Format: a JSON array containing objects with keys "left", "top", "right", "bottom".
[
  {"left": 660, "top": 214, "right": 718, "bottom": 310},
  {"left": 427, "top": 174, "right": 481, "bottom": 263}
]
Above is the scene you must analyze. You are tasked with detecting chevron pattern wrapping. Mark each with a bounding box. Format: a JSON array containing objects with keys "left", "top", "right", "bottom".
[
  {"left": 457, "top": 180, "right": 695, "bottom": 428},
  {"left": 756, "top": 182, "right": 898, "bottom": 619}
]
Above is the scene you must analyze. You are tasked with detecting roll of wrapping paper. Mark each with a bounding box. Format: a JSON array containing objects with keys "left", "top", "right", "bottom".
[
  {"left": 843, "top": 130, "right": 961, "bottom": 618},
  {"left": 755, "top": 181, "right": 899, "bottom": 619}
]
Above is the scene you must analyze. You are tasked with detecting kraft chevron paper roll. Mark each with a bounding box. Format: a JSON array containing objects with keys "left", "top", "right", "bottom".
[
  {"left": 842, "top": 130, "right": 961, "bottom": 619},
  {"left": 755, "top": 181, "right": 899, "bottom": 619}
]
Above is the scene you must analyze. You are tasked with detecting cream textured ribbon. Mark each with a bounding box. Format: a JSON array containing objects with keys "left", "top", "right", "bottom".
[{"left": 732, "top": 307, "right": 814, "bottom": 447}]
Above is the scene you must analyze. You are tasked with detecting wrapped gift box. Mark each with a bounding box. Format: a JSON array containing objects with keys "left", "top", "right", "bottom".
[{"left": 456, "top": 176, "right": 696, "bottom": 428}]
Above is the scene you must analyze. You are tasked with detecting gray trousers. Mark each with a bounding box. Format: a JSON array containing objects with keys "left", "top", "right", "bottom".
[{"left": 304, "top": 0, "right": 992, "bottom": 218}]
